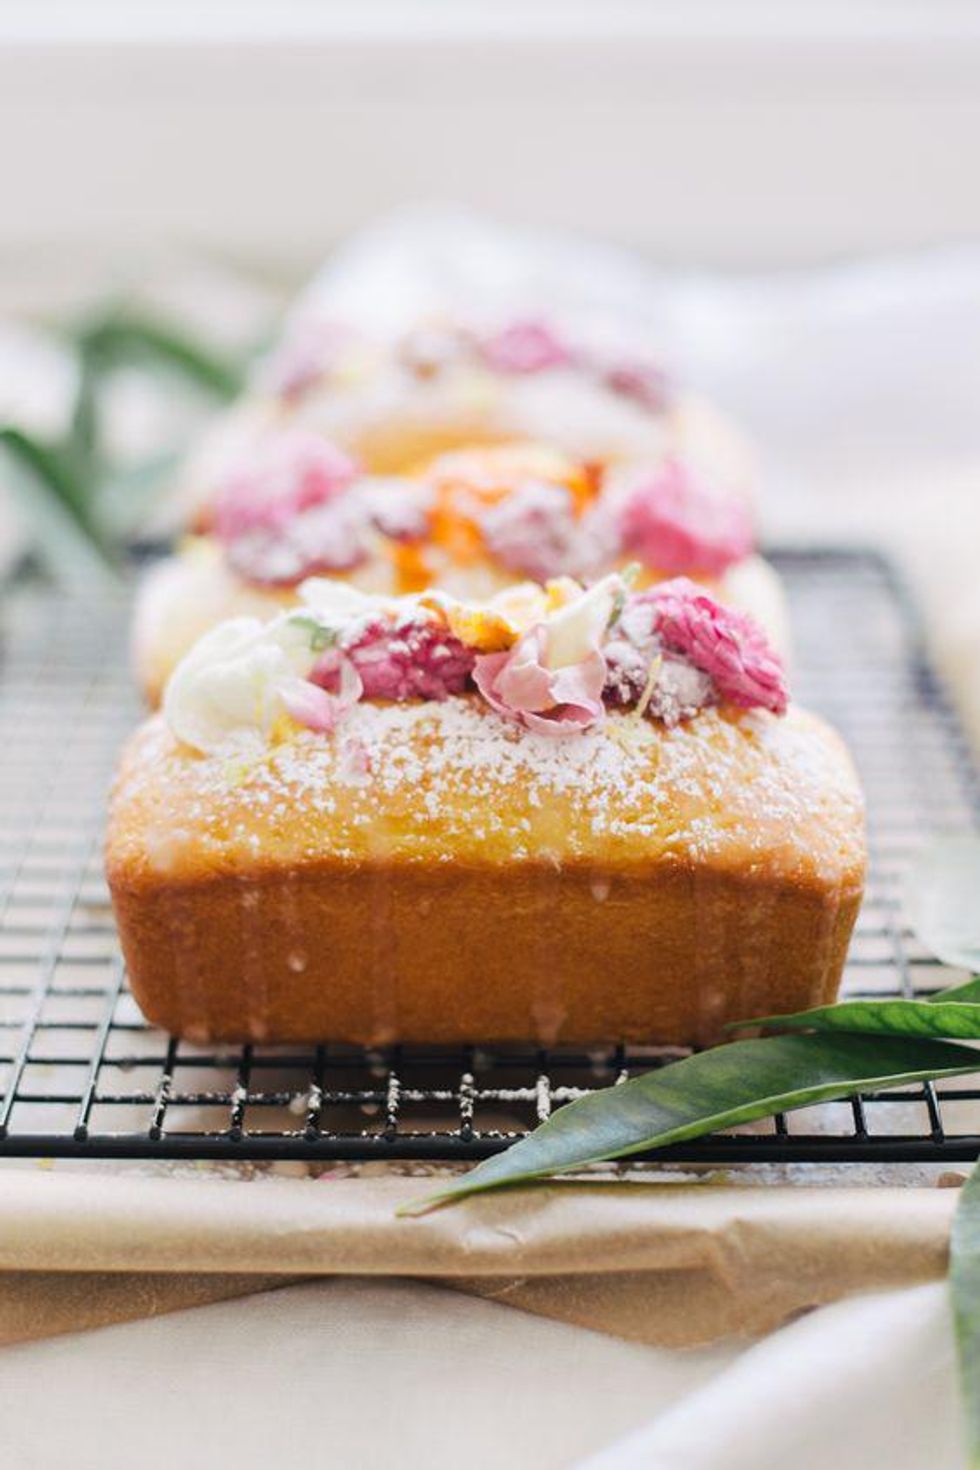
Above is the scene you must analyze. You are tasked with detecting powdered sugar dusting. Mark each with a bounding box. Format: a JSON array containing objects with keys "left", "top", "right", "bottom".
[{"left": 117, "top": 700, "right": 864, "bottom": 884}]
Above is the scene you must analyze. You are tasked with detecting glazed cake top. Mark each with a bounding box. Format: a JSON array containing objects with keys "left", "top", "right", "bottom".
[{"left": 109, "top": 698, "right": 865, "bottom": 892}]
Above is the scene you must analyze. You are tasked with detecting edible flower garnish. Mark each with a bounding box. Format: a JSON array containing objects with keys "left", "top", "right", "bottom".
[
  {"left": 472, "top": 575, "right": 623, "bottom": 737},
  {"left": 478, "top": 319, "right": 574, "bottom": 375},
  {"left": 616, "top": 458, "right": 753, "bottom": 576},
  {"left": 471, "top": 630, "right": 606, "bottom": 737},
  {"left": 419, "top": 589, "right": 529, "bottom": 653},
  {"left": 602, "top": 358, "right": 670, "bottom": 412},
  {"left": 253, "top": 311, "right": 675, "bottom": 446},
  {"left": 163, "top": 613, "right": 325, "bottom": 755},
  {"left": 164, "top": 572, "right": 787, "bottom": 755},
  {"left": 304, "top": 580, "right": 477, "bottom": 701},
  {"left": 339, "top": 617, "right": 474, "bottom": 702},
  {"left": 210, "top": 429, "right": 429, "bottom": 586},
  {"left": 644, "top": 577, "right": 787, "bottom": 714},
  {"left": 280, "top": 655, "right": 362, "bottom": 733},
  {"left": 204, "top": 422, "right": 757, "bottom": 597},
  {"left": 212, "top": 428, "right": 357, "bottom": 540}
]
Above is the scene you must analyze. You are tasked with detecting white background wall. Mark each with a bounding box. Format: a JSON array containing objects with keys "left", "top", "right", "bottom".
[{"left": 1, "top": 0, "right": 980, "bottom": 290}]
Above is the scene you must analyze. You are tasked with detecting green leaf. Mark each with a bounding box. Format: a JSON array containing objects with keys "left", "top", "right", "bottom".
[
  {"left": 75, "top": 314, "right": 245, "bottom": 400},
  {"left": 908, "top": 836, "right": 980, "bottom": 973},
  {"left": 730, "top": 996, "right": 980, "bottom": 1041},
  {"left": 399, "top": 1033, "right": 980, "bottom": 1215},
  {"left": 951, "top": 1156, "right": 980, "bottom": 1469},
  {"left": 0, "top": 428, "right": 120, "bottom": 589},
  {"left": 0, "top": 427, "right": 94, "bottom": 530},
  {"left": 932, "top": 977, "right": 980, "bottom": 1006},
  {"left": 288, "top": 615, "right": 339, "bottom": 653},
  {"left": 725, "top": 972, "right": 980, "bottom": 1041}
]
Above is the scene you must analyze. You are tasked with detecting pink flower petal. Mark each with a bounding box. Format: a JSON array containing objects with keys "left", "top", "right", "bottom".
[
  {"left": 493, "top": 629, "right": 555, "bottom": 712},
  {"left": 619, "top": 458, "right": 753, "bottom": 576},
  {"left": 522, "top": 704, "right": 602, "bottom": 737},
  {"left": 342, "top": 616, "right": 475, "bottom": 701},
  {"left": 479, "top": 319, "right": 574, "bottom": 374},
  {"left": 280, "top": 657, "right": 363, "bottom": 733},
  {"left": 603, "top": 359, "right": 670, "bottom": 413},
  {"left": 643, "top": 577, "right": 787, "bottom": 714},
  {"left": 471, "top": 651, "right": 510, "bottom": 712},
  {"left": 213, "top": 429, "right": 359, "bottom": 542},
  {"left": 473, "top": 630, "right": 606, "bottom": 736},
  {"left": 548, "top": 650, "right": 607, "bottom": 709}
]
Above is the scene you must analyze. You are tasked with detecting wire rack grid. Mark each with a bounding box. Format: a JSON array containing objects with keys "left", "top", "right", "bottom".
[{"left": 0, "top": 548, "right": 978, "bottom": 1164}]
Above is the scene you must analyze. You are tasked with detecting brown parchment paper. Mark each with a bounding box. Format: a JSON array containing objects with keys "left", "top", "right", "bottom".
[{"left": 0, "top": 1170, "right": 959, "bottom": 1350}]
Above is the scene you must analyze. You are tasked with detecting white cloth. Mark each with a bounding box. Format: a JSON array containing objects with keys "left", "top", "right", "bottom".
[
  {"left": 0, "top": 1278, "right": 960, "bottom": 1470},
  {"left": 0, "top": 1277, "right": 729, "bottom": 1470},
  {"left": 583, "top": 1283, "right": 960, "bottom": 1470}
]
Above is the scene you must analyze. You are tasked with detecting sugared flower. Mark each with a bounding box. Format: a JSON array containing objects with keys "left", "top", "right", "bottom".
[
  {"left": 224, "top": 499, "right": 369, "bottom": 585},
  {"left": 479, "top": 319, "right": 574, "bottom": 375},
  {"left": 603, "top": 359, "right": 670, "bottom": 412},
  {"left": 356, "top": 478, "right": 431, "bottom": 543},
  {"left": 163, "top": 612, "right": 324, "bottom": 755},
  {"left": 478, "top": 481, "right": 587, "bottom": 582},
  {"left": 339, "top": 614, "right": 475, "bottom": 702},
  {"left": 617, "top": 458, "right": 753, "bottom": 576},
  {"left": 472, "top": 574, "right": 622, "bottom": 737},
  {"left": 420, "top": 587, "right": 532, "bottom": 653},
  {"left": 642, "top": 577, "right": 787, "bottom": 714},
  {"left": 214, "top": 444, "right": 430, "bottom": 588},
  {"left": 162, "top": 567, "right": 787, "bottom": 759},
  {"left": 280, "top": 655, "right": 362, "bottom": 733},
  {"left": 212, "top": 429, "right": 358, "bottom": 541},
  {"left": 473, "top": 631, "right": 606, "bottom": 738}
]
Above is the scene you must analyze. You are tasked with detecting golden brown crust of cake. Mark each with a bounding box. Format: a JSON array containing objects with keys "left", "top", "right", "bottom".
[{"left": 107, "top": 700, "right": 865, "bottom": 1047}]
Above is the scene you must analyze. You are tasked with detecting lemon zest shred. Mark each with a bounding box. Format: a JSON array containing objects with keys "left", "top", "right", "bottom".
[{"left": 634, "top": 654, "right": 663, "bottom": 721}]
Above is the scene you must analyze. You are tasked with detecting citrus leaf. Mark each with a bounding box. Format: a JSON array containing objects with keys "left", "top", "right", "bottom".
[
  {"left": 0, "top": 426, "right": 95, "bottom": 531},
  {"left": 0, "top": 428, "right": 120, "bottom": 588},
  {"left": 932, "top": 978, "right": 980, "bottom": 1006},
  {"left": 76, "top": 315, "right": 245, "bottom": 399},
  {"left": 399, "top": 1033, "right": 980, "bottom": 1215},
  {"left": 908, "top": 836, "right": 980, "bottom": 973},
  {"left": 727, "top": 973, "right": 980, "bottom": 1039},
  {"left": 730, "top": 997, "right": 980, "bottom": 1041},
  {"left": 951, "top": 1156, "right": 980, "bottom": 1468}
]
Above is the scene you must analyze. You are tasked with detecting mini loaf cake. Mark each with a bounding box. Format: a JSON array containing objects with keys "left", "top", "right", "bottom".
[
  {"left": 133, "top": 434, "right": 786, "bottom": 705},
  {"left": 109, "top": 574, "right": 865, "bottom": 1047},
  {"left": 173, "top": 312, "right": 755, "bottom": 527}
]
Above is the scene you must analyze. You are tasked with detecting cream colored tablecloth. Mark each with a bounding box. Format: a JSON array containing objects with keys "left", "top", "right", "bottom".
[
  {"left": 0, "top": 1167, "right": 968, "bottom": 1469},
  {"left": 0, "top": 1276, "right": 962, "bottom": 1470}
]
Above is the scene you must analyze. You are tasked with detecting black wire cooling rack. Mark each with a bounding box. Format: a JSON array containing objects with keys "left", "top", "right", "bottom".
[{"left": 0, "top": 547, "right": 979, "bottom": 1164}]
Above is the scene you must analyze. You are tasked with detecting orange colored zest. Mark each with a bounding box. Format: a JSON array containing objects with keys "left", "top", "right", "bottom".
[
  {"left": 389, "top": 540, "right": 435, "bottom": 594},
  {"left": 419, "top": 442, "right": 597, "bottom": 563}
]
